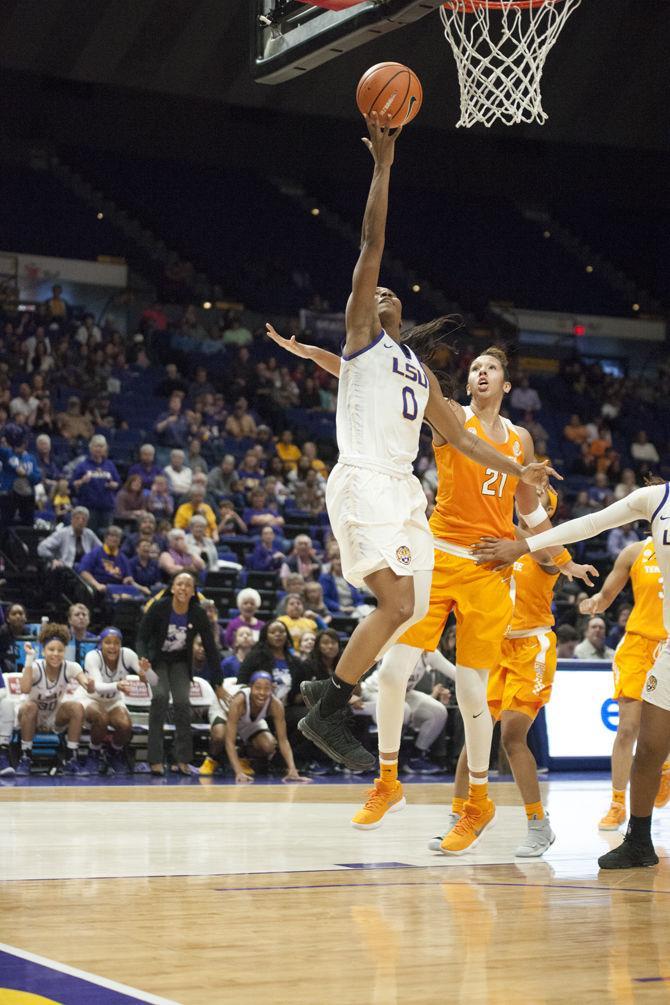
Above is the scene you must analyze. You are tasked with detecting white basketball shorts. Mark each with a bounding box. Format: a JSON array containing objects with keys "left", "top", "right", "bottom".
[
  {"left": 642, "top": 644, "right": 670, "bottom": 713},
  {"left": 326, "top": 462, "right": 434, "bottom": 589}
]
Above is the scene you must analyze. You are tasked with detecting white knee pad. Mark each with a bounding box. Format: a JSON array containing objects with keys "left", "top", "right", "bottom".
[
  {"left": 456, "top": 664, "right": 492, "bottom": 774},
  {"left": 376, "top": 643, "right": 422, "bottom": 754}
]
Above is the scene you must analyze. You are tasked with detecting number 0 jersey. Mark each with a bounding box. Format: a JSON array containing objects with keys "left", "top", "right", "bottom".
[
  {"left": 429, "top": 406, "right": 524, "bottom": 550},
  {"left": 336, "top": 330, "right": 429, "bottom": 476}
]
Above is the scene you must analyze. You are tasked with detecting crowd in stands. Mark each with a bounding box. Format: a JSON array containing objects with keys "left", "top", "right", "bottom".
[{"left": 0, "top": 289, "right": 664, "bottom": 778}]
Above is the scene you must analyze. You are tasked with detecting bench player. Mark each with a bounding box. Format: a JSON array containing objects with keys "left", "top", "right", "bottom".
[{"left": 17, "top": 622, "right": 95, "bottom": 776}]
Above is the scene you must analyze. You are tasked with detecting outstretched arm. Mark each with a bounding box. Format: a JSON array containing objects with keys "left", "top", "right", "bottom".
[
  {"left": 265, "top": 324, "right": 341, "bottom": 377},
  {"left": 344, "top": 113, "right": 402, "bottom": 357},
  {"left": 423, "top": 368, "right": 560, "bottom": 489},
  {"left": 579, "top": 541, "right": 640, "bottom": 616},
  {"left": 473, "top": 486, "right": 657, "bottom": 565}
]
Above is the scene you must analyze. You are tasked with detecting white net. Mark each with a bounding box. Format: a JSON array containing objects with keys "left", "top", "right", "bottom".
[{"left": 440, "top": 0, "right": 582, "bottom": 128}]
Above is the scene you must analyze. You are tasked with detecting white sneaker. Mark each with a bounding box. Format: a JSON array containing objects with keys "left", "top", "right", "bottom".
[
  {"left": 515, "top": 814, "right": 555, "bottom": 858},
  {"left": 428, "top": 811, "right": 461, "bottom": 851}
]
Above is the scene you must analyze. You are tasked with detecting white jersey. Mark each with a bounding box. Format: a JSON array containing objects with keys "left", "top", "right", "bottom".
[
  {"left": 83, "top": 646, "right": 140, "bottom": 704},
  {"left": 336, "top": 330, "right": 429, "bottom": 476},
  {"left": 528, "top": 484, "right": 670, "bottom": 636},
  {"left": 25, "top": 659, "right": 82, "bottom": 719},
  {"left": 237, "top": 686, "right": 272, "bottom": 736}
]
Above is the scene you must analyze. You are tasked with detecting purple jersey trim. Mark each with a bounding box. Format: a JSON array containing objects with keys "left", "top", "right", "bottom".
[
  {"left": 341, "top": 329, "right": 385, "bottom": 361},
  {"left": 651, "top": 483, "right": 670, "bottom": 524}
]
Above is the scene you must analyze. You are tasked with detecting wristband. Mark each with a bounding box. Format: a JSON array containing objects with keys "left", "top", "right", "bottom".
[
  {"left": 553, "top": 548, "right": 572, "bottom": 567},
  {"left": 523, "top": 504, "right": 548, "bottom": 529}
]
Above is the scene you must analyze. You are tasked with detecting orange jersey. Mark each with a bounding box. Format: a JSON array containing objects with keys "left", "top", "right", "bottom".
[
  {"left": 508, "top": 554, "right": 559, "bottom": 633},
  {"left": 626, "top": 538, "right": 666, "bottom": 641},
  {"left": 429, "top": 407, "right": 524, "bottom": 547}
]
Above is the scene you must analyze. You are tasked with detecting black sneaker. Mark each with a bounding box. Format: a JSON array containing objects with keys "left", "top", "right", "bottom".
[
  {"left": 598, "top": 835, "right": 659, "bottom": 870},
  {"left": 298, "top": 703, "right": 377, "bottom": 772},
  {"left": 300, "top": 678, "right": 330, "bottom": 709}
]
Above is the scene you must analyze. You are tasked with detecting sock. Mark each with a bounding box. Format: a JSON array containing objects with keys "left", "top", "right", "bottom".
[
  {"left": 627, "top": 814, "right": 652, "bottom": 843},
  {"left": 320, "top": 674, "right": 356, "bottom": 718},
  {"left": 21, "top": 741, "right": 32, "bottom": 753},
  {"left": 66, "top": 740, "right": 78, "bottom": 752},
  {"left": 612, "top": 788, "right": 626, "bottom": 806},
  {"left": 468, "top": 776, "right": 488, "bottom": 804},
  {"left": 89, "top": 743, "right": 102, "bottom": 752},
  {"left": 379, "top": 758, "right": 397, "bottom": 786},
  {"left": 525, "top": 801, "right": 545, "bottom": 821},
  {"left": 452, "top": 796, "right": 465, "bottom": 816}
]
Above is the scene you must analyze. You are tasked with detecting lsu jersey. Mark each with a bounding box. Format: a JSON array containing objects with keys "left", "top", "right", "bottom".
[
  {"left": 626, "top": 538, "right": 666, "bottom": 641},
  {"left": 336, "top": 331, "right": 429, "bottom": 476},
  {"left": 25, "top": 659, "right": 82, "bottom": 719},
  {"left": 429, "top": 406, "right": 524, "bottom": 549}
]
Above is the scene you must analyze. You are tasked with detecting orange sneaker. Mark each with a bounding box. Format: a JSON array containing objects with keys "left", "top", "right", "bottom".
[
  {"left": 440, "top": 798, "right": 496, "bottom": 855},
  {"left": 351, "top": 778, "right": 406, "bottom": 830},
  {"left": 598, "top": 803, "right": 626, "bottom": 831},
  {"left": 655, "top": 767, "right": 670, "bottom": 808},
  {"left": 238, "top": 758, "right": 255, "bottom": 777}
]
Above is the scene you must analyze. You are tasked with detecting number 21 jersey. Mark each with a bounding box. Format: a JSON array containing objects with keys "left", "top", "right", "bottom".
[{"left": 430, "top": 406, "right": 524, "bottom": 548}]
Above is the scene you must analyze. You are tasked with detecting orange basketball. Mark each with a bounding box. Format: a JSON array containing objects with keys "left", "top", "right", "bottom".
[{"left": 356, "top": 62, "right": 423, "bottom": 128}]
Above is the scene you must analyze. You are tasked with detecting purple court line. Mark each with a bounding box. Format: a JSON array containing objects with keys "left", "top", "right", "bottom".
[
  {"left": 214, "top": 878, "right": 670, "bottom": 896},
  {"left": 634, "top": 977, "right": 670, "bottom": 983}
]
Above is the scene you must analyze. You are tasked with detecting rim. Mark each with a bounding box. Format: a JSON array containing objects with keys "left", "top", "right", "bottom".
[{"left": 442, "top": 0, "right": 562, "bottom": 10}]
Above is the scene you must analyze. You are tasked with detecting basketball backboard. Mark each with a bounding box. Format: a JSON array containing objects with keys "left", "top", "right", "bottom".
[{"left": 252, "top": 1, "right": 441, "bottom": 84}]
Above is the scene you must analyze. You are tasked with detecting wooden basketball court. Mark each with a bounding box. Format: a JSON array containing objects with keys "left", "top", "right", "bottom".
[{"left": 1, "top": 778, "right": 668, "bottom": 1003}]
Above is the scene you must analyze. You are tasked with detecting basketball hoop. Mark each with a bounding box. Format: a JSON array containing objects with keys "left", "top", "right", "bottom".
[{"left": 440, "top": 0, "right": 582, "bottom": 128}]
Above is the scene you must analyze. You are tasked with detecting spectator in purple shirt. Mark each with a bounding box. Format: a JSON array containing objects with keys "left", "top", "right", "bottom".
[
  {"left": 127, "top": 444, "right": 163, "bottom": 491},
  {"left": 71, "top": 435, "right": 120, "bottom": 534},
  {"left": 76, "top": 526, "right": 143, "bottom": 597},
  {"left": 224, "top": 588, "right": 265, "bottom": 648},
  {"left": 129, "top": 539, "right": 164, "bottom": 594},
  {"left": 154, "top": 393, "right": 190, "bottom": 449},
  {"left": 246, "top": 525, "right": 286, "bottom": 572},
  {"left": 243, "top": 487, "right": 285, "bottom": 534}
]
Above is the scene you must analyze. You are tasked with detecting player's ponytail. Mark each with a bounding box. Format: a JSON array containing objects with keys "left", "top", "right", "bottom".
[{"left": 401, "top": 314, "right": 464, "bottom": 398}]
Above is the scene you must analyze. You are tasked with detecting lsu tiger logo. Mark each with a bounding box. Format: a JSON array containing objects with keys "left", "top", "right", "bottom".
[
  {"left": 395, "top": 545, "right": 412, "bottom": 566},
  {"left": 646, "top": 674, "right": 658, "bottom": 693}
]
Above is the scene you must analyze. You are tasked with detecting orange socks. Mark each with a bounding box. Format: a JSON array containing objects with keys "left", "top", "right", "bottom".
[
  {"left": 379, "top": 759, "right": 398, "bottom": 786},
  {"left": 452, "top": 796, "right": 466, "bottom": 816},
  {"left": 612, "top": 788, "right": 626, "bottom": 806},
  {"left": 525, "top": 801, "right": 544, "bottom": 821},
  {"left": 468, "top": 778, "right": 489, "bottom": 805}
]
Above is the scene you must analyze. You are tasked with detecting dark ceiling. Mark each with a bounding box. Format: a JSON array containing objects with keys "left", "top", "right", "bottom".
[{"left": 0, "top": 0, "right": 668, "bottom": 152}]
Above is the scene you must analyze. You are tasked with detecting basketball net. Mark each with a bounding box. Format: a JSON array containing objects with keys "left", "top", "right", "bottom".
[{"left": 440, "top": 0, "right": 582, "bottom": 128}]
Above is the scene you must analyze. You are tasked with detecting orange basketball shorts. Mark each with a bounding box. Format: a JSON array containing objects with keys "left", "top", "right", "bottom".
[
  {"left": 612, "top": 631, "right": 664, "bottom": 701},
  {"left": 487, "top": 630, "right": 557, "bottom": 722},
  {"left": 400, "top": 549, "right": 512, "bottom": 669}
]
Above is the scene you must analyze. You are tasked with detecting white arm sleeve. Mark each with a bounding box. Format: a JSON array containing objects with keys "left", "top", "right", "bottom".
[
  {"left": 423, "top": 649, "right": 457, "bottom": 682},
  {"left": 527, "top": 487, "right": 658, "bottom": 554}
]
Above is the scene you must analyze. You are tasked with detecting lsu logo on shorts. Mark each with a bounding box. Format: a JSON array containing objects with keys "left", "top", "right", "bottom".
[
  {"left": 396, "top": 545, "right": 412, "bottom": 566},
  {"left": 646, "top": 674, "right": 658, "bottom": 693}
]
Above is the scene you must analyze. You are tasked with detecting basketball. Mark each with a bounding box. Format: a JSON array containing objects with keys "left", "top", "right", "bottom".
[{"left": 356, "top": 62, "right": 423, "bottom": 128}]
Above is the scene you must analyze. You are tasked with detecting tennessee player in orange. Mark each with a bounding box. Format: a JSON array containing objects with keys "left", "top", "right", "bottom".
[
  {"left": 357, "top": 350, "right": 591, "bottom": 841},
  {"left": 579, "top": 536, "right": 670, "bottom": 830},
  {"left": 430, "top": 489, "right": 579, "bottom": 856}
]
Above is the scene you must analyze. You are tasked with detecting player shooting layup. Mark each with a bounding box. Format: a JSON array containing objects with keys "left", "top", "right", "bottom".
[{"left": 267, "top": 113, "right": 555, "bottom": 772}]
